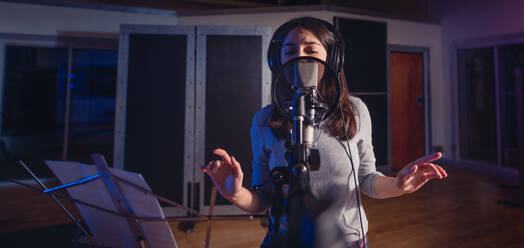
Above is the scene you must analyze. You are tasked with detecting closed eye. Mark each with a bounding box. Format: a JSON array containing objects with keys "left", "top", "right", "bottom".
[{"left": 283, "top": 48, "right": 297, "bottom": 55}]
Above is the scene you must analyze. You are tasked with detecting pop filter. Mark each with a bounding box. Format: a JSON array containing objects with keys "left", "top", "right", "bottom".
[{"left": 271, "top": 56, "right": 341, "bottom": 124}]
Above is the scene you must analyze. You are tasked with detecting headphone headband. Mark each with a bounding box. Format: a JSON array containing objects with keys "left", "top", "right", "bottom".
[{"left": 267, "top": 17, "right": 345, "bottom": 76}]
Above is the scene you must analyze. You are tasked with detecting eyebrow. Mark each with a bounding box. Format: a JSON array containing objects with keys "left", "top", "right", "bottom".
[{"left": 283, "top": 41, "right": 322, "bottom": 47}]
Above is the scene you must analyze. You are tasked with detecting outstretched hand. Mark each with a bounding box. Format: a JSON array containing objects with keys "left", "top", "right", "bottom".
[
  {"left": 201, "top": 148, "right": 244, "bottom": 200},
  {"left": 395, "top": 152, "right": 447, "bottom": 194}
]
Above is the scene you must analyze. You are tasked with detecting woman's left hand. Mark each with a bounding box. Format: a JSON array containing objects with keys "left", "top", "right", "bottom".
[{"left": 395, "top": 152, "right": 447, "bottom": 194}]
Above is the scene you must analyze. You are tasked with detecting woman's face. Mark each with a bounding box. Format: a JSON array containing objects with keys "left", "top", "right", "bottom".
[{"left": 280, "top": 27, "right": 328, "bottom": 65}]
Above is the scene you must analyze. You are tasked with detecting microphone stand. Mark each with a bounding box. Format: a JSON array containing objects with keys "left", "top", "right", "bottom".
[{"left": 269, "top": 87, "right": 324, "bottom": 248}]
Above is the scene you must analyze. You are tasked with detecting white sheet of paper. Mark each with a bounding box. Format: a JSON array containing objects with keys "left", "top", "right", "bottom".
[{"left": 46, "top": 160, "right": 178, "bottom": 248}]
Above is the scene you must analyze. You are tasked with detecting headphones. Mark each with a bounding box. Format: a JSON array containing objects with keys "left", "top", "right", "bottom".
[{"left": 267, "top": 17, "right": 345, "bottom": 76}]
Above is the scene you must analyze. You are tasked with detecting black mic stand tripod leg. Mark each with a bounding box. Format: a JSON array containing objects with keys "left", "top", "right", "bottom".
[{"left": 269, "top": 167, "right": 287, "bottom": 248}]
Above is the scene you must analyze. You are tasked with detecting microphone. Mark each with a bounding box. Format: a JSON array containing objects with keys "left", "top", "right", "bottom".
[
  {"left": 293, "top": 61, "right": 319, "bottom": 88},
  {"left": 272, "top": 56, "right": 339, "bottom": 127},
  {"left": 289, "top": 60, "right": 327, "bottom": 148}
]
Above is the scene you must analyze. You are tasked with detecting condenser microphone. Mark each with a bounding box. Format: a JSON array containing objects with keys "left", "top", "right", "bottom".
[
  {"left": 293, "top": 61, "right": 319, "bottom": 88},
  {"left": 272, "top": 56, "right": 337, "bottom": 126},
  {"left": 290, "top": 61, "right": 323, "bottom": 147}
]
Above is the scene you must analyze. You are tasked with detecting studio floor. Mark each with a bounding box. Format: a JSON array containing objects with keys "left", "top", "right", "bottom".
[
  {"left": 2, "top": 164, "right": 524, "bottom": 247},
  {"left": 170, "top": 165, "right": 524, "bottom": 248}
]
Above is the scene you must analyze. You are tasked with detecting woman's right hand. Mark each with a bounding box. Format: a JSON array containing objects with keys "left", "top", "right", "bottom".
[{"left": 201, "top": 148, "right": 244, "bottom": 201}]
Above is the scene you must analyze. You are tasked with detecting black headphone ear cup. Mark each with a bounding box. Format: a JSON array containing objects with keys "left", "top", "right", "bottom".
[
  {"left": 334, "top": 43, "right": 344, "bottom": 75},
  {"left": 267, "top": 42, "right": 273, "bottom": 72},
  {"left": 321, "top": 19, "right": 344, "bottom": 75},
  {"left": 271, "top": 44, "right": 280, "bottom": 72},
  {"left": 331, "top": 28, "right": 345, "bottom": 75},
  {"left": 267, "top": 29, "right": 282, "bottom": 73},
  {"left": 327, "top": 41, "right": 343, "bottom": 75}
]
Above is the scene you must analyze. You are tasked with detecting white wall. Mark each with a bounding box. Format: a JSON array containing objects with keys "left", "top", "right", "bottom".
[
  {"left": 439, "top": 0, "right": 524, "bottom": 160},
  {"left": 0, "top": 2, "right": 178, "bottom": 35},
  {"left": 2, "top": 0, "right": 519, "bottom": 171},
  {"left": 0, "top": 2, "right": 447, "bottom": 159},
  {"left": 179, "top": 10, "right": 446, "bottom": 156}
]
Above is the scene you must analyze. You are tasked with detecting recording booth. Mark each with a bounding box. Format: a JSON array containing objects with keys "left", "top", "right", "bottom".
[{"left": 1, "top": 0, "right": 524, "bottom": 247}]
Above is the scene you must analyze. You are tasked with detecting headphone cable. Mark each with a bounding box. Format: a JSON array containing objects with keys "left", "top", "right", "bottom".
[{"left": 338, "top": 101, "right": 367, "bottom": 246}]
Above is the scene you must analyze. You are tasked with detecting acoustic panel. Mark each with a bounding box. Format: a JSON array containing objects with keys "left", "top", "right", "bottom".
[
  {"left": 335, "top": 17, "right": 387, "bottom": 93},
  {"left": 123, "top": 33, "right": 188, "bottom": 207},
  {"left": 357, "top": 94, "right": 388, "bottom": 166},
  {"left": 203, "top": 35, "right": 262, "bottom": 205}
]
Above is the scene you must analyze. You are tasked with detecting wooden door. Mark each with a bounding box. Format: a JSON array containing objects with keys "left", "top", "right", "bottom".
[{"left": 390, "top": 52, "right": 425, "bottom": 170}]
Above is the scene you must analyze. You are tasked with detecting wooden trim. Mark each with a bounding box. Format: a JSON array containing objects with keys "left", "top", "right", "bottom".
[
  {"left": 0, "top": 0, "right": 178, "bottom": 16},
  {"left": 178, "top": 4, "right": 440, "bottom": 24},
  {"left": 0, "top": 177, "right": 57, "bottom": 188},
  {"left": 0, "top": 32, "right": 118, "bottom": 49},
  {"left": 454, "top": 31, "right": 524, "bottom": 49}
]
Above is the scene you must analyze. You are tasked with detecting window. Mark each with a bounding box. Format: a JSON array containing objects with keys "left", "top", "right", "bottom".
[
  {"left": 457, "top": 41, "right": 524, "bottom": 169},
  {"left": 1, "top": 44, "right": 117, "bottom": 180},
  {"left": 69, "top": 49, "right": 117, "bottom": 164},
  {"left": 458, "top": 47, "right": 497, "bottom": 163},
  {"left": 499, "top": 44, "right": 524, "bottom": 168}
]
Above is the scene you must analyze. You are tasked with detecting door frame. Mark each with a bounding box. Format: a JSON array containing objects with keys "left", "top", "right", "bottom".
[{"left": 388, "top": 45, "right": 432, "bottom": 160}]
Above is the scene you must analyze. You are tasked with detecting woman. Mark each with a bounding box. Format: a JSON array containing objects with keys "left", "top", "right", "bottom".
[{"left": 201, "top": 17, "right": 447, "bottom": 247}]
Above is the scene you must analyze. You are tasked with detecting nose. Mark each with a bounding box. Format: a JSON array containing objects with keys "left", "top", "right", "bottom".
[{"left": 297, "top": 48, "right": 306, "bottom": 57}]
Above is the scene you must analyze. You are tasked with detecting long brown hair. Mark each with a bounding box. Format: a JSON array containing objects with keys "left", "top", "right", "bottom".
[{"left": 268, "top": 17, "right": 358, "bottom": 140}]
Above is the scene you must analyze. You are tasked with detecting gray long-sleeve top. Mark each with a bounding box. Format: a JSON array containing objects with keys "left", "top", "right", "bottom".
[{"left": 250, "top": 96, "right": 384, "bottom": 244}]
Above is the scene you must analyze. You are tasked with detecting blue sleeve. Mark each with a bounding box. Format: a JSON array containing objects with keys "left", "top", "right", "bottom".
[{"left": 250, "top": 110, "right": 272, "bottom": 202}]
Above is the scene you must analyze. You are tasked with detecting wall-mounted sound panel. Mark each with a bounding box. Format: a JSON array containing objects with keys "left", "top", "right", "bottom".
[
  {"left": 335, "top": 17, "right": 387, "bottom": 93},
  {"left": 115, "top": 25, "right": 195, "bottom": 217},
  {"left": 335, "top": 17, "right": 390, "bottom": 167},
  {"left": 195, "top": 26, "right": 271, "bottom": 215},
  {"left": 356, "top": 94, "right": 389, "bottom": 166}
]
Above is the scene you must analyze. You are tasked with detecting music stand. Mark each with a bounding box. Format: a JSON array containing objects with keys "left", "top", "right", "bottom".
[
  {"left": 8, "top": 154, "right": 252, "bottom": 247},
  {"left": 43, "top": 154, "right": 179, "bottom": 247}
]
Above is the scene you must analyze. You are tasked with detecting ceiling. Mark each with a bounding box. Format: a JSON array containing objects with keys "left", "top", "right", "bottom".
[{"left": 24, "top": 0, "right": 441, "bottom": 21}]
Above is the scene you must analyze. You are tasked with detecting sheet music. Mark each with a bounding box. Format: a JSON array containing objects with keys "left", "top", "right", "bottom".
[{"left": 46, "top": 160, "right": 178, "bottom": 248}]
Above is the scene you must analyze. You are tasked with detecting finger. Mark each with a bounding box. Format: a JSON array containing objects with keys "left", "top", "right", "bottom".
[
  {"left": 419, "top": 163, "right": 442, "bottom": 179},
  {"left": 201, "top": 161, "right": 213, "bottom": 172},
  {"left": 211, "top": 160, "right": 223, "bottom": 174},
  {"left": 427, "top": 163, "right": 446, "bottom": 179},
  {"left": 398, "top": 165, "right": 418, "bottom": 181},
  {"left": 411, "top": 152, "right": 442, "bottom": 165},
  {"left": 421, "top": 170, "right": 439, "bottom": 179},
  {"left": 400, "top": 164, "right": 418, "bottom": 178},
  {"left": 410, "top": 164, "right": 418, "bottom": 175},
  {"left": 433, "top": 164, "right": 448, "bottom": 178},
  {"left": 422, "top": 173, "right": 439, "bottom": 183},
  {"left": 214, "top": 148, "right": 232, "bottom": 165},
  {"left": 231, "top": 156, "right": 243, "bottom": 176},
  {"left": 428, "top": 163, "right": 443, "bottom": 179},
  {"left": 409, "top": 172, "right": 436, "bottom": 186}
]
